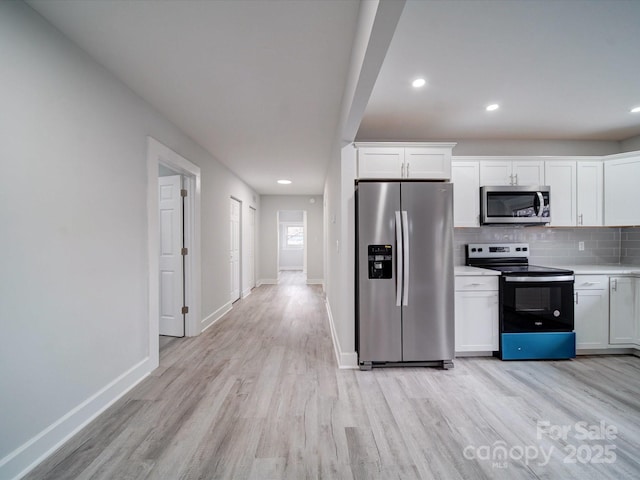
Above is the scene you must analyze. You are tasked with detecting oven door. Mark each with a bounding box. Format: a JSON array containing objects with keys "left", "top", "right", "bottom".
[{"left": 501, "top": 277, "right": 574, "bottom": 332}]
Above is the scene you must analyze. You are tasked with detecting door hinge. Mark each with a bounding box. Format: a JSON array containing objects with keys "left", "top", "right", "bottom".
[
  {"left": 181, "top": 306, "right": 189, "bottom": 315},
  {"left": 181, "top": 247, "right": 188, "bottom": 256},
  {"left": 181, "top": 189, "right": 187, "bottom": 197}
]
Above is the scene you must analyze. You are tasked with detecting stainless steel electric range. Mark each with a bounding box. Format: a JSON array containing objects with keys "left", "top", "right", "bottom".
[{"left": 466, "top": 243, "right": 576, "bottom": 360}]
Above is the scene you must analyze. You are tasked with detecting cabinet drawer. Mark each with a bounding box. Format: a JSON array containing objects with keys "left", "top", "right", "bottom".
[
  {"left": 574, "top": 275, "right": 608, "bottom": 290},
  {"left": 455, "top": 276, "right": 498, "bottom": 291}
]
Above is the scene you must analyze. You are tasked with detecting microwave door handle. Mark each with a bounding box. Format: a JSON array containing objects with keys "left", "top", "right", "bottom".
[
  {"left": 395, "top": 211, "right": 403, "bottom": 306},
  {"left": 535, "top": 191, "right": 545, "bottom": 217}
]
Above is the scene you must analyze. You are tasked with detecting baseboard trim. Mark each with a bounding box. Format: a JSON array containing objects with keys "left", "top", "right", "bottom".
[
  {"left": 455, "top": 351, "right": 495, "bottom": 357},
  {"left": 306, "top": 278, "right": 324, "bottom": 286},
  {"left": 201, "top": 301, "right": 232, "bottom": 333},
  {"left": 257, "top": 278, "right": 277, "bottom": 286},
  {"left": 241, "top": 287, "right": 253, "bottom": 298},
  {"left": 324, "top": 298, "right": 358, "bottom": 369},
  {"left": 278, "top": 267, "right": 304, "bottom": 271},
  {"left": 1, "top": 358, "right": 152, "bottom": 480}
]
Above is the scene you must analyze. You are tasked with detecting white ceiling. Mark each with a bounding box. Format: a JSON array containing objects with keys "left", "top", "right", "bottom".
[
  {"left": 358, "top": 0, "right": 640, "bottom": 142},
  {"left": 27, "top": 0, "right": 360, "bottom": 195},
  {"left": 27, "top": 0, "right": 640, "bottom": 195}
]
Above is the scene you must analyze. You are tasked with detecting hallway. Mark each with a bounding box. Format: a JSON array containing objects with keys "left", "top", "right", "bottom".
[{"left": 25, "top": 279, "right": 640, "bottom": 479}]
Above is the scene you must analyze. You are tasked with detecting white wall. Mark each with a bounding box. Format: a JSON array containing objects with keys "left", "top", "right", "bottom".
[
  {"left": 451, "top": 139, "right": 621, "bottom": 156},
  {"left": 259, "top": 196, "right": 323, "bottom": 284},
  {"left": 621, "top": 134, "right": 640, "bottom": 153},
  {"left": 0, "top": 2, "right": 258, "bottom": 478}
]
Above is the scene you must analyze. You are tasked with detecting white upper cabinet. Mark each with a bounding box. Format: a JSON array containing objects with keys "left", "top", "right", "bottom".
[
  {"left": 576, "top": 161, "right": 603, "bottom": 226},
  {"left": 451, "top": 161, "right": 480, "bottom": 227},
  {"left": 404, "top": 147, "right": 452, "bottom": 179},
  {"left": 356, "top": 143, "right": 455, "bottom": 180},
  {"left": 545, "top": 161, "right": 577, "bottom": 226},
  {"left": 604, "top": 154, "right": 640, "bottom": 226},
  {"left": 479, "top": 160, "right": 545, "bottom": 186},
  {"left": 357, "top": 147, "right": 405, "bottom": 179},
  {"left": 544, "top": 160, "right": 603, "bottom": 227}
]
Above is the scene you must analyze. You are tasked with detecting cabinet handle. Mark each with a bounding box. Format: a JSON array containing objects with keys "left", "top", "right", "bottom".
[
  {"left": 406, "top": 162, "right": 410, "bottom": 177},
  {"left": 509, "top": 174, "right": 514, "bottom": 185},
  {"left": 579, "top": 213, "right": 584, "bottom": 226},
  {"left": 575, "top": 292, "right": 579, "bottom": 305},
  {"left": 612, "top": 279, "right": 618, "bottom": 292},
  {"left": 401, "top": 163, "right": 405, "bottom": 177},
  {"left": 514, "top": 173, "right": 519, "bottom": 185}
]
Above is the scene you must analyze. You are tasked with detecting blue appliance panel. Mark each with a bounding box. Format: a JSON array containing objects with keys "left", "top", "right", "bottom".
[{"left": 501, "top": 332, "right": 576, "bottom": 360}]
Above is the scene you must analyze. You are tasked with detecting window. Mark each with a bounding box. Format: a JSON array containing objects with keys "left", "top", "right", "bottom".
[{"left": 286, "top": 225, "right": 304, "bottom": 248}]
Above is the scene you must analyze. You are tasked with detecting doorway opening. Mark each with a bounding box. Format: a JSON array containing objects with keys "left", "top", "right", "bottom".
[
  {"left": 158, "top": 167, "right": 186, "bottom": 340},
  {"left": 277, "top": 210, "right": 307, "bottom": 283},
  {"left": 147, "top": 138, "right": 202, "bottom": 367}
]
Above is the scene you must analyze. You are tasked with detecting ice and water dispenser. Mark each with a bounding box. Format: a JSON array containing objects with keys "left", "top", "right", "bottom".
[{"left": 368, "top": 245, "right": 392, "bottom": 279}]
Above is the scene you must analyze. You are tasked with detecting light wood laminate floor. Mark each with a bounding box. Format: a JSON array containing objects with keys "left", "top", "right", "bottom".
[{"left": 25, "top": 273, "right": 640, "bottom": 479}]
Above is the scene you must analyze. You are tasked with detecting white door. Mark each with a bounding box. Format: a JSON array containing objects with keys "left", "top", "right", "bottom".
[
  {"left": 230, "top": 198, "right": 241, "bottom": 303},
  {"left": 248, "top": 207, "right": 256, "bottom": 290},
  {"left": 159, "top": 175, "right": 184, "bottom": 337}
]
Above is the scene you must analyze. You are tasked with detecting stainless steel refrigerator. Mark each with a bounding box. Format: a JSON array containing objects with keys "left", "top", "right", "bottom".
[{"left": 356, "top": 181, "right": 454, "bottom": 369}]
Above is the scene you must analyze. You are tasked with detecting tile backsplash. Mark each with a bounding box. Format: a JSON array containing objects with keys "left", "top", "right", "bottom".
[
  {"left": 621, "top": 227, "right": 640, "bottom": 265},
  {"left": 454, "top": 227, "right": 625, "bottom": 266}
]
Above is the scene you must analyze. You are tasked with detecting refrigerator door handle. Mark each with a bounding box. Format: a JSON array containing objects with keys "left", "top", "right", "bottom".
[
  {"left": 395, "top": 211, "right": 403, "bottom": 306},
  {"left": 402, "top": 210, "right": 410, "bottom": 306}
]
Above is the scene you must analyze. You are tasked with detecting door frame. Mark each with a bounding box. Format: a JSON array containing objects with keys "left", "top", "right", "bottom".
[
  {"left": 147, "top": 137, "right": 202, "bottom": 368},
  {"left": 230, "top": 196, "right": 242, "bottom": 302},
  {"left": 246, "top": 206, "right": 257, "bottom": 295}
]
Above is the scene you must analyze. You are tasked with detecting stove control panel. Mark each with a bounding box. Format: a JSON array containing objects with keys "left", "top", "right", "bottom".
[{"left": 467, "top": 243, "right": 530, "bottom": 259}]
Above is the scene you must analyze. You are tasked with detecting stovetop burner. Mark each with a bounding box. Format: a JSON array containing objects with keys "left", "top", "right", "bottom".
[
  {"left": 465, "top": 243, "right": 573, "bottom": 277},
  {"left": 487, "top": 264, "right": 573, "bottom": 276}
]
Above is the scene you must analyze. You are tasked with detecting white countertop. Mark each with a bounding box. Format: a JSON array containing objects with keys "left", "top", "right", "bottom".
[
  {"left": 550, "top": 265, "right": 640, "bottom": 275},
  {"left": 454, "top": 266, "right": 501, "bottom": 276},
  {"left": 456, "top": 264, "right": 640, "bottom": 276}
]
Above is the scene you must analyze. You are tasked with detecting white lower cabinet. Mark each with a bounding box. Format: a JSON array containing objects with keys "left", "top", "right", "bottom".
[
  {"left": 609, "top": 276, "right": 636, "bottom": 344},
  {"left": 455, "top": 276, "right": 499, "bottom": 353},
  {"left": 574, "top": 275, "right": 609, "bottom": 350}
]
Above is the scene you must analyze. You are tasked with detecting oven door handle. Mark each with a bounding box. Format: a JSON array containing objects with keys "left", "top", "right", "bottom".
[{"left": 504, "top": 275, "right": 574, "bottom": 283}]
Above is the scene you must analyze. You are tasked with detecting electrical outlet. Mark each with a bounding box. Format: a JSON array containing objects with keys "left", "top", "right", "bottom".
[{"left": 578, "top": 241, "right": 585, "bottom": 251}]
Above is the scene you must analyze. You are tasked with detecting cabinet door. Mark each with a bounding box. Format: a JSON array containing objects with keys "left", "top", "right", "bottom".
[
  {"left": 575, "top": 289, "right": 609, "bottom": 349},
  {"left": 512, "top": 161, "right": 545, "bottom": 185},
  {"left": 357, "top": 147, "right": 404, "bottom": 179},
  {"left": 405, "top": 147, "right": 451, "bottom": 179},
  {"left": 479, "top": 161, "right": 512, "bottom": 185},
  {"left": 452, "top": 161, "right": 480, "bottom": 227},
  {"left": 545, "top": 161, "right": 576, "bottom": 226},
  {"left": 604, "top": 157, "right": 640, "bottom": 226},
  {"left": 455, "top": 290, "right": 499, "bottom": 352},
  {"left": 576, "top": 161, "right": 603, "bottom": 226},
  {"left": 609, "top": 276, "right": 636, "bottom": 344}
]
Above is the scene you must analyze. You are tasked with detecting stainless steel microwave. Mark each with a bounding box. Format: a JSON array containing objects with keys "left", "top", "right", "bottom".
[{"left": 480, "top": 185, "right": 550, "bottom": 225}]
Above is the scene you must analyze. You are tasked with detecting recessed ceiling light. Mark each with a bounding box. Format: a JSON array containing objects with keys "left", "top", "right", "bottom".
[
  {"left": 277, "top": 179, "right": 292, "bottom": 185},
  {"left": 486, "top": 104, "right": 500, "bottom": 112},
  {"left": 631, "top": 106, "right": 640, "bottom": 113},
  {"left": 412, "top": 78, "right": 426, "bottom": 88}
]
